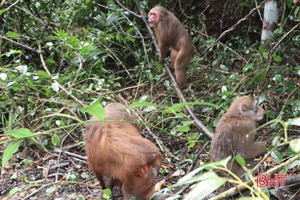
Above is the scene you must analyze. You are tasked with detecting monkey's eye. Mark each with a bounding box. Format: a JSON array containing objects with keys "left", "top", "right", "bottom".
[
  {"left": 250, "top": 105, "right": 257, "bottom": 113},
  {"left": 252, "top": 106, "right": 258, "bottom": 113}
]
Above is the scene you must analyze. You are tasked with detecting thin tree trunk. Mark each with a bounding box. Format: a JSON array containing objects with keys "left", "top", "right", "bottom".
[{"left": 261, "top": 0, "right": 279, "bottom": 45}]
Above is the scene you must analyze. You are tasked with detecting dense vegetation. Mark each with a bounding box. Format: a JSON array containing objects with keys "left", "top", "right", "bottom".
[{"left": 0, "top": 0, "right": 299, "bottom": 199}]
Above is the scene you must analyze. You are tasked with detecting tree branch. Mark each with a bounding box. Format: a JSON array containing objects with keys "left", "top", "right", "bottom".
[
  {"left": 115, "top": 0, "right": 141, "bottom": 18},
  {"left": 0, "top": 34, "right": 40, "bottom": 54}
]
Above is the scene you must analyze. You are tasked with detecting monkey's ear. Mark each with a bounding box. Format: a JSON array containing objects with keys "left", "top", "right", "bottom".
[
  {"left": 241, "top": 104, "right": 248, "bottom": 112},
  {"left": 137, "top": 165, "right": 158, "bottom": 179},
  {"left": 137, "top": 165, "right": 151, "bottom": 177}
]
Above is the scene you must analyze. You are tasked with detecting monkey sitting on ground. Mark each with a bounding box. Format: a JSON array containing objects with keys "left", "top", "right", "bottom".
[
  {"left": 211, "top": 96, "right": 267, "bottom": 180},
  {"left": 148, "top": 6, "right": 196, "bottom": 88},
  {"left": 85, "top": 103, "right": 162, "bottom": 200}
]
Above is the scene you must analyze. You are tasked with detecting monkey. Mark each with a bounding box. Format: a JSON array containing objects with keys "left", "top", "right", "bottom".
[
  {"left": 148, "top": 6, "right": 196, "bottom": 88},
  {"left": 85, "top": 103, "right": 162, "bottom": 200},
  {"left": 211, "top": 96, "right": 267, "bottom": 180}
]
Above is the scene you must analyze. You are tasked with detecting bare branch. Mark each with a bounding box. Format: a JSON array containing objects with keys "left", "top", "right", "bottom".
[
  {"left": 0, "top": 34, "right": 40, "bottom": 54},
  {"left": 271, "top": 22, "right": 299, "bottom": 53},
  {"left": 96, "top": 3, "right": 123, "bottom": 12},
  {"left": 115, "top": 0, "right": 141, "bottom": 18}
]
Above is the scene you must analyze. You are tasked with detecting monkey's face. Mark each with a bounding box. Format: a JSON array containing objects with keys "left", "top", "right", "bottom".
[
  {"left": 241, "top": 99, "right": 264, "bottom": 121},
  {"left": 250, "top": 104, "right": 264, "bottom": 121},
  {"left": 148, "top": 9, "right": 159, "bottom": 27}
]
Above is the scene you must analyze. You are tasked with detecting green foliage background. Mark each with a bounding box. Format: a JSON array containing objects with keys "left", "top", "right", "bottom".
[{"left": 0, "top": 0, "right": 299, "bottom": 199}]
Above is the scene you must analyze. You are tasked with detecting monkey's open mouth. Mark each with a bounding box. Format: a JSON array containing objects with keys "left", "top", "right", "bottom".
[{"left": 149, "top": 21, "right": 155, "bottom": 27}]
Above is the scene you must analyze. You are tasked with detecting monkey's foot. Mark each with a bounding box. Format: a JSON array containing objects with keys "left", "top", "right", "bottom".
[
  {"left": 172, "top": 82, "right": 187, "bottom": 89},
  {"left": 168, "top": 64, "right": 175, "bottom": 69}
]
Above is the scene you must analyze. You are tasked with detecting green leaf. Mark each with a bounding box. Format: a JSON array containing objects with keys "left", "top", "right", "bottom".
[
  {"left": 46, "top": 58, "right": 56, "bottom": 64},
  {"left": 176, "top": 171, "right": 219, "bottom": 187},
  {"left": 263, "top": 52, "right": 268, "bottom": 59},
  {"left": 2, "top": 139, "right": 24, "bottom": 169},
  {"left": 7, "top": 128, "right": 32, "bottom": 138},
  {"left": 243, "top": 63, "right": 254, "bottom": 72},
  {"left": 220, "top": 64, "right": 228, "bottom": 71},
  {"left": 0, "top": 9, "right": 7, "bottom": 16},
  {"left": 125, "top": 36, "right": 135, "bottom": 42},
  {"left": 83, "top": 99, "right": 105, "bottom": 120},
  {"left": 267, "top": 111, "right": 276, "bottom": 119},
  {"left": 259, "top": 46, "right": 265, "bottom": 54},
  {"left": 126, "top": 27, "right": 135, "bottom": 34},
  {"left": 11, "top": 173, "right": 18, "bottom": 179},
  {"left": 187, "top": 132, "right": 198, "bottom": 140},
  {"left": 272, "top": 135, "right": 280, "bottom": 146},
  {"left": 235, "top": 155, "right": 246, "bottom": 166},
  {"left": 102, "top": 188, "right": 112, "bottom": 200},
  {"left": 271, "top": 150, "right": 283, "bottom": 162},
  {"left": 186, "top": 141, "right": 196, "bottom": 148},
  {"left": 183, "top": 175, "right": 227, "bottom": 200},
  {"left": 6, "top": 128, "right": 38, "bottom": 143},
  {"left": 285, "top": 160, "right": 300, "bottom": 171},
  {"left": 7, "top": 186, "right": 19, "bottom": 197},
  {"left": 213, "top": 156, "right": 232, "bottom": 168},
  {"left": 177, "top": 125, "right": 190, "bottom": 133},
  {"left": 290, "top": 138, "right": 300, "bottom": 153},
  {"left": 273, "top": 55, "right": 282, "bottom": 62},
  {"left": 163, "top": 102, "right": 218, "bottom": 114},
  {"left": 157, "top": 63, "right": 163, "bottom": 70},
  {"left": 51, "top": 134, "right": 61, "bottom": 147},
  {"left": 177, "top": 156, "right": 232, "bottom": 185},
  {"left": 6, "top": 31, "right": 20, "bottom": 40},
  {"left": 1, "top": 49, "right": 21, "bottom": 58},
  {"left": 116, "top": 33, "right": 120, "bottom": 41},
  {"left": 295, "top": 6, "right": 299, "bottom": 17},
  {"left": 288, "top": 118, "right": 300, "bottom": 126}
]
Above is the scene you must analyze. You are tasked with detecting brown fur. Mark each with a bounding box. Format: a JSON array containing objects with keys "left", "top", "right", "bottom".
[
  {"left": 148, "top": 6, "right": 195, "bottom": 88},
  {"left": 211, "top": 96, "right": 267, "bottom": 179},
  {"left": 86, "top": 103, "right": 162, "bottom": 200}
]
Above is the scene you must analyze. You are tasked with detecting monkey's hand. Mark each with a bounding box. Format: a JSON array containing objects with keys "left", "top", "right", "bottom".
[{"left": 159, "top": 55, "right": 165, "bottom": 63}]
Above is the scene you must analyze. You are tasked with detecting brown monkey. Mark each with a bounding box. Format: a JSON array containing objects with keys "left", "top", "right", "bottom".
[
  {"left": 211, "top": 96, "right": 267, "bottom": 179},
  {"left": 148, "top": 6, "right": 196, "bottom": 88},
  {"left": 85, "top": 103, "right": 162, "bottom": 200}
]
